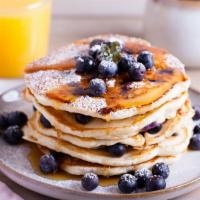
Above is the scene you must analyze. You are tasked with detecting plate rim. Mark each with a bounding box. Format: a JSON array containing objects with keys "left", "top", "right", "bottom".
[{"left": 0, "top": 85, "right": 199, "bottom": 199}]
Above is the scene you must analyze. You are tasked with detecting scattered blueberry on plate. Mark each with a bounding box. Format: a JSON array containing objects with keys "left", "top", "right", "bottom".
[
  {"left": 3, "top": 125, "right": 23, "bottom": 145},
  {"left": 81, "top": 173, "right": 99, "bottom": 191},
  {"left": 193, "top": 106, "right": 200, "bottom": 121},
  {"left": 152, "top": 162, "right": 170, "bottom": 179},
  {"left": 193, "top": 124, "right": 200, "bottom": 134},
  {"left": 134, "top": 168, "right": 152, "bottom": 188},
  {"left": 189, "top": 134, "right": 200, "bottom": 150},
  {"left": 146, "top": 175, "right": 166, "bottom": 191},
  {"left": 118, "top": 174, "right": 137, "bottom": 193},
  {"left": 39, "top": 154, "right": 58, "bottom": 174}
]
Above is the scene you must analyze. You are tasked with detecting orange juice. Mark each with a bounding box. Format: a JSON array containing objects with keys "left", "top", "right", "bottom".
[{"left": 0, "top": 0, "right": 51, "bottom": 78}]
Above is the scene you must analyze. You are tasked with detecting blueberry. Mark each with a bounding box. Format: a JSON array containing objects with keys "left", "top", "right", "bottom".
[
  {"left": 3, "top": 125, "right": 23, "bottom": 145},
  {"left": 128, "top": 62, "right": 146, "bottom": 82},
  {"left": 134, "top": 168, "right": 152, "bottom": 188},
  {"left": 98, "top": 60, "right": 118, "bottom": 78},
  {"left": 39, "top": 154, "right": 58, "bottom": 174},
  {"left": 142, "top": 122, "right": 161, "bottom": 133},
  {"left": 7, "top": 111, "right": 28, "bottom": 127},
  {"left": 40, "top": 114, "right": 52, "bottom": 128},
  {"left": 118, "top": 174, "right": 137, "bottom": 193},
  {"left": 137, "top": 51, "right": 154, "bottom": 70},
  {"left": 88, "top": 78, "right": 107, "bottom": 97},
  {"left": 89, "top": 39, "right": 105, "bottom": 58},
  {"left": 148, "top": 124, "right": 162, "bottom": 134},
  {"left": 0, "top": 114, "right": 9, "bottom": 129},
  {"left": 75, "top": 114, "right": 92, "bottom": 124},
  {"left": 81, "top": 173, "right": 99, "bottom": 191},
  {"left": 193, "top": 125, "right": 200, "bottom": 134},
  {"left": 189, "top": 134, "right": 200, "bottom": 150},
  {"left": 152, "top": 162, "right": 170, "bottom": 179},
  {"left": 118, "top": 54, "right": 135, "bottom": 72},
  {"left": 146, "top": 175, "right": 166, "bottom": 191},
  {"left": 76, "top": 56, "right": 95, "bottom": 74},
  {"left": 193, "top": 106, "right": 200, "bottom": 121},
  {"left": 107, "top": 143, "right": 126, "bottom": 157}
]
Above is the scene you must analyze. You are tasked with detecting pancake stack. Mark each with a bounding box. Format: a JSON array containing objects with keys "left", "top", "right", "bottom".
[{"left": 23, "top": 35, "right": 194, "bottom": 176}]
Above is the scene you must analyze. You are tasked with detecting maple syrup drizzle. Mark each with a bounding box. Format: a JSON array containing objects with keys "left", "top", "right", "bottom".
[{"left": 27, "top": 144, "right": 119, "bottom": 186}]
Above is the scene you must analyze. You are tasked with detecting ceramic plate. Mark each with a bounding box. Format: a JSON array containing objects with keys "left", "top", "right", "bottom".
[{"left": 0, "top": 86, "right": 200, "bottom": 200}]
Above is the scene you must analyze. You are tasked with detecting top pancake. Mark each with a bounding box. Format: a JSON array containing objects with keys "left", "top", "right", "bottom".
[{"left": 24, "top": 34, "right": 189, "bottom": 121}]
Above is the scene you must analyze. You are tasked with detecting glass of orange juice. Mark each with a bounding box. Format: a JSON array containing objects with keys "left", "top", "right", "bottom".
[{"left": 0, "top": 0, "right": 52, "bottom": 78}]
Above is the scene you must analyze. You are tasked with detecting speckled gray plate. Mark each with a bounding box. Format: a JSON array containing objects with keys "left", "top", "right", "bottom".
[{"left": 0, "top": 86, "right": 200, "bottom": 200}]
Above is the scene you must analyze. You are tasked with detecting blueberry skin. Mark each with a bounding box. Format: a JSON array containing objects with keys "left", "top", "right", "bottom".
[
  {"left": 88, "top": 78, "right": 107, "bottom": 97},
  {"left": 118, "top": 54, "right": 135, "bottom": 72},
  {"left": 193, "top": 125, "right": 200, "bottom": 134},
  {"left": 146, "top": 175, "right": 166, "bottom": 191},
  {"left": 3, "top": 125, "right": 23, "bottom": 145},
  {"left": 137, "top": 51, "right": 154, "bottom": 70},
  {"left": 189, "top": 134, "right": 200, "bottom": 150},
  {"left": 76, "top": 56, "right": 95, "bottom": 74},
  {"left": 148, "top": 124, "right": 162, "bottom": 134},
  {"left": 0, "top": 114, "right": 9, "bottom": 129},
  {"left": 128, "top": 62, "right": 146, "bottom": 82},
  {"left": 40, "top": 115, "right": 53, "bottom": 128},
  {"left": 152, "top": 162, "right": 170, "bottom": 179},
  {"left": 118, "top": 174, "right": 137, "bottom": 193},
  {"left": 75, "top": 114, "right": 92, "bottom": 124},
  {"left": 98, "top": 60, "right": 118, "bottom": 78},
  {"left": 134, "top": 168, "right": 152, "bottom": 188},
  {"left": 39, "top": 154, "right": 58, "bottom": 174},
  {"left": 107, "top": 143, "right": 126, "bottom": 157},
  {"left": 81, "top": 173, "right": 99, "bottom": 191},
  {"left": 193, "top": 106, "right": 200, "bottom": 121},
  {"left": 7, "top": 111, "right": 28, "bottom": 127},
  {"left": 142, "top": 122, "right": 161, "bottom": 133},
  {"left": 89, "top": 39, "right": 105, "bottom": 58},
  {"left": 89, "top": 39, "right": 105, "bottom": 48}
]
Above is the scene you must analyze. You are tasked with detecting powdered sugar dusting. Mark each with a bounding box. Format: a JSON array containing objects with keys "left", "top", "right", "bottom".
[
  {"left": 27, "top": 44, "right": 88, "bottom": 67},
  {"left": 165, "top": 54, "right": 185, "bottom": 72},
  {"left": 25, "top": 70, "right": 81, "bottom": 95}
]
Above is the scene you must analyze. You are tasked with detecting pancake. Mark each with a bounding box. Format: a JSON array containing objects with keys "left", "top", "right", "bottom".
[
  {"left": 38, "top": 145, "right": 180, "bottom": 176},
  {"left": 23, "top": 118, "right": 192, "bottom": 167},
  {"left": 24, "top": 88, "right": 188, "bottom": 140},
  {"left": 24, "top": 34, "right": 189, "bottom": 121},
  {"left": 31, "top": 101, "right": 192, "bottom": 149}
]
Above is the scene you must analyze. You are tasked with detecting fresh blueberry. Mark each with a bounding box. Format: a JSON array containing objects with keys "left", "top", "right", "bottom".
[
  {"left": 40, "top": 114, "right": 52, "bottom": 128},
  {"left": 193, "top": 124, "right": 200, "bottom": 134},
  {"left": 98, "top": 60, "right": 118, "bottom": 78},
  {"left": 189, "top": 134, "right": 200, "bottom": 150},
  {"left": 146, "top": 175, "right": 166, "bottom": 191},
  {"left": 118, "top": 54, "right": 135, "bottom": 72},
  {"left": 118, "top": 174, "right": 137, "bottom": 193},
  {"left": 142, "top": 122, "right": 161, "bottom": 133},
  {"left": 0, "top": 114, "right": 9, "bottom": 129},
  {"left": 148, "top": 124, "right": 162, "bottom": 134},
  {"left": 39, "top": 154, "right": 58, "bottom": 174},
  {"left": 7, "top": 111, "right": 28, "bottom": 127},
  {"left": 134, "top": 168, "right": 152, "bottom": 188},
  {"left": 75, "top": 114, "right": 92, "bottom": 124},
  {"left": 3, "top": 125, "right": 23, "bottom": 145},
  {"left": 152, "top": 162, "right": 170, "bottom": 179},
  {"left": 88, "top": 78, "right": 107, "bottom": 97},
  {"left": 107, "top": 143, "right": 126, "bottom": 157},
  {"left": 81, "top": 173, "right": 99, "bottom": 191},
  {"left": 137, "top": 51, "right": 154, "bottom": 70},
  {"left": 193, "top": 106, "right": 200, "bottom": 121},
  {"left": 76, "top": 56, "right": 95, "bottom": 74},
  {"left": 128, "top": 62, "right": 146, "bottom": 82},
  {"left": 89, "top": 39, "right": 105, "bottom": 58}
]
